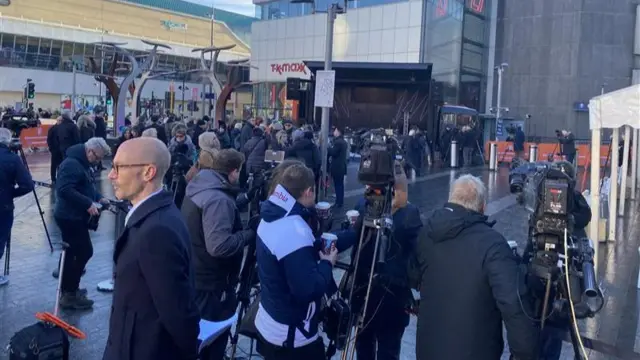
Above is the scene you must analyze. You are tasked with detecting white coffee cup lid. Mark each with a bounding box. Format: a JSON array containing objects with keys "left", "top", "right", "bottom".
[
  {"left": 321, "top": 232, "right": 338, "bottom": 240},
  {"left": 346, "top": 210, "right": 360, "bottom": 216},
  {"left": 316, "top": 202, "right": 331, "bottom": 210}
]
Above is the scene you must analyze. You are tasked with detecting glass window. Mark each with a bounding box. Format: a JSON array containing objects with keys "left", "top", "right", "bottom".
[
  {"left": 461, "top": 42, "right": 483, "bottom": 72},
  {"left": 466, "top": 0, "right": 486, "bottom": 16},
  {"left": 463, "top": 12, "right": 485, "bottom": 44},
  {"left": 459, "top": 73, "right": 482, "bottom": 110},
  {"left": 1, "top": 33, "right": 14, "bottom": 50},
  {"left": 14, "top": 35, "right": 27, "bottom": 53},
  {"left": 61, "top": 42, "right": 74, "bottom": 57},
  {"left": 40, "top": 39, "right": 52, "bottom": 55}
]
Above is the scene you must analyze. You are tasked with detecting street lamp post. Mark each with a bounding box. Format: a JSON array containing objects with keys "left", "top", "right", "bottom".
[
  {"left": 495, "top": 63, "right": 508, "bottom": 125},
  {"left": 292, "top": 0, "right": 344, "bottom": 200}
]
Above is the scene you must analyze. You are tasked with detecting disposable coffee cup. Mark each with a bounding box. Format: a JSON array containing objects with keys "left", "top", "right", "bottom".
[
  {"left": 346, "top": 210, "right": 360, "bottom": 225},
  {"left": 316, "top": 202, "right": 331, "bottom": 220},
  {"left": 321, "top": 233, "right": 338, "bottom": 254}
]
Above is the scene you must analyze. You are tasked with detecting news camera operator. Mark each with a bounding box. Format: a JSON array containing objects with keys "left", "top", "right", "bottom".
[
  {"left": 555, "top": 129, "right": 576, "bottom": 164},
  {"left": 254, "top": 162, "right": 337, "bottom": 360},
  {"left": 181, "top": 148, "right": 257, "bottom": 360},
  {"left": 0, "top": 128, "right": 34, "bottom": 286},
  {"left": 332, "top": 165, "right": 423, "bottom": 360},
  {"left": 523, "top": 160, "right": 591, "bottom": 360},
  {"left": 413, "top": 174, "right": 538, "bottom": 360},
  {"left": 54, "top": 137, "right": 111, "bottom": 310},
  {"left": 166, "top": 143, "right": 193, "bottom": 207}
]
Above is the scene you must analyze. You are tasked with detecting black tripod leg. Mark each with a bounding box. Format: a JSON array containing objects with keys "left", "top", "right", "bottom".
[
  {"left": 32, "top": 188, "right": 54, "bottom": 252},
  {"left": 18, "top": 147, "right": 53, "bottom": 252},
  {"left": 559, "top": 278, "right": 587, "bottom": 360}
]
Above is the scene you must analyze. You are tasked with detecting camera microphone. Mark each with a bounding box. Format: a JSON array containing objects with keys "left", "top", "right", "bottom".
[{"left": 377, "top": 233, "right": 388, "bottom": 264}]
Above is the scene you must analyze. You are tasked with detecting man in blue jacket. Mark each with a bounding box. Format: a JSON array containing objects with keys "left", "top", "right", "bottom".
[
  {"left": 333, "top": 169, "right": 423, "bottom": 360},
  {"left": 54, "top": 137, "right": 111, "bottom": 310},
  {"left": 254, "top": 162, "right": 337, "bottom": 360},
  {"left": 0, "top": 128, "right": 34, "bottom": 286}
]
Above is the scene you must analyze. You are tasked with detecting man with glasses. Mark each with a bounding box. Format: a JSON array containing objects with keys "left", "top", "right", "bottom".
[
  {"left": 104, "top": 137, "right": 199, "bottom": 360},
  {"left": 54, "top": 137, "right": 111, "bottom": 310}
]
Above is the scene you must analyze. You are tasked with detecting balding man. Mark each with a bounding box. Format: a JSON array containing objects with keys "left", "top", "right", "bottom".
[
  {"left": 414, "top": 174, "right": 538, "bottom": 360},
  {"left": 104, "top": 137, "right": 199, "bottom": 360}
]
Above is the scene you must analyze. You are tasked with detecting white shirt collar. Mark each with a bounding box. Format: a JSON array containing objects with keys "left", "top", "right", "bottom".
[{"left": 125, "top": 188, "right": 164, "bottom": 226}]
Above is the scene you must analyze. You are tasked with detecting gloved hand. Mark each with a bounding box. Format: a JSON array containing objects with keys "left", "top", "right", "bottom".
[{"left": 247, "top": 214, "right": 262, "bottom": 232}]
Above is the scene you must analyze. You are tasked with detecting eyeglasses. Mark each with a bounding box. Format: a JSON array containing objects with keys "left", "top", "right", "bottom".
[{"left": 111, "top": 163, "right": 150, "bottom": 175}]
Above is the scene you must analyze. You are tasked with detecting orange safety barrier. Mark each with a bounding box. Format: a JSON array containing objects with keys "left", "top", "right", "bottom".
[
  {"left": 484, "top": 141, "right": 611, "bottom": 167},
  {"left": 19, "top": 125, "right": 52, "bottom": 149}
]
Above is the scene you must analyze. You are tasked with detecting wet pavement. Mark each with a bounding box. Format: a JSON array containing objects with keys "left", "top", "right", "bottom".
[{"left": 0, "top": 152, "right": 638, "bottom": 360}]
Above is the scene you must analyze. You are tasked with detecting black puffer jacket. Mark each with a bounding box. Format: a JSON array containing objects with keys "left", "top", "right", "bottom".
[
  {"left": 414, "top": 203, "right": 538, "bottom": 360},
  {"left": 285, "top": 138, "right": 321, "bottom": 175},
  {"left": 242, "top": 135, "right": 268, "bottom": 175}
]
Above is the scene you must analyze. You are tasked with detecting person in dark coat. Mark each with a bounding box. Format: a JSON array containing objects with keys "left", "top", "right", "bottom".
[
  {"left": 216, "top": 121, "right": 232, "bottom": 149},
  {"left": 0, "top": 128, "right": 34, "bottom": 286},
  {"left": 145, "top": 114, "right": 169, "bottom": 145},
  {"left": 556, "top": 129, "right": 576, "bottom": 164},
  {"left": 328, "top": 126, "right": 349, "bottom": 208},
  {"left": 191, "top": 119, "right": 208, "bottom": 150},
  {"left": 238, "top": 119, "right": 255, "bottom": 150},
  {"left": 514, "top": 126, "right": 525, "bottom": 159},
  {"left": 47, "top": 116, "right": 63, "bottom": 182},
  {"left": 56, "top": 111, "right": 81, "bottom": 160},
  {"left": 104, "top": 137, "right": 199, "bottom": 360},
  {"left": 54, "top": 138, "right": 111, "bottom": 309},
  {"left": 93, "top": 107, "right": 108, "bottom": 139},
  {"left": 77, "top": 114, "right": 96, "bottom": 143},
  {"left": 242, "top": 127, "right": 269, "bottom": 175},
  {"left": 333, "top": 168, "right": 421, "bottom": 360},
  {"left": 285, "top": 129, "right": 321, "bottom": 178},
  {"left": 413, "top": 174, "right": 538, "bottom": 360},
  {"left": 405, "top": 129, "right": 425, "bottom": 177}
]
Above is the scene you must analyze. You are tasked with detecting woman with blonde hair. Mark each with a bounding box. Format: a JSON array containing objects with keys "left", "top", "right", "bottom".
[
  {"left": 185, "top": 132, "right": 221, "bottom": 182},
  {"left": 77, "top": 114, "right": 96, "bottom": 143}
]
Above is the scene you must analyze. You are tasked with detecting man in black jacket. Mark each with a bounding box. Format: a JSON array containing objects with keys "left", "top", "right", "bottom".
[
  {"left": 54, "top": 137, "right": 111, "bottom": 309},
  {"left": 0, "top": 128, "right": 34, "bottom": 286},
  {"left": 104, "top": 137, "right": 199, "bottom": 360},
  {"left": 328, "top": 126, "right": 348, "bottom": 208},
  {"left": 414, "top": 174, "right": 538, "bottom": 360},
  {"left": 556, "top": 130, "right": 576, "bottom": 164},
  {"left": 145, "top": 114, "right": 169, "bottom": 145},
  {"left": 182, "top": 149, "right": 257, "bottom": 360},
  {"left": 56, "top": 111, "right": 81, "bottom": 160},
  {"left": 47, "top": 116, "right": 63, "bottom": 182}
]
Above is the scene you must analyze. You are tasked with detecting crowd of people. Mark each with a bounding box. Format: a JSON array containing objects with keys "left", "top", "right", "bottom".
[{"left": 0, "top": 107, "right": 596, "bottom": 360}]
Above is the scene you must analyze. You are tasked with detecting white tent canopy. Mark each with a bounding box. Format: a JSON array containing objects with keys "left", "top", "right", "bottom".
[
  {"left": 589, "top": 84, "right": 640, "bottom": 130},
  {"left": 587, "top": 83, "right": 640, "bottom": 275}
]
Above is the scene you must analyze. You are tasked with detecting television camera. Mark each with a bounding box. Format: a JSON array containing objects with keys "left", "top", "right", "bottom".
[
  {"left": 519, "top": 164, "right": 604, "bottom": 359},
  {"left": 323, "top": 129, "right": 404, "bottom": 359},
  {"left": 1, "top": 112, "right": 39, "bottom": 138}
]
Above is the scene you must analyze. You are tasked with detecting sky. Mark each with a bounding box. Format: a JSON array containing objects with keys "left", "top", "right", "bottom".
[{"left": 182, "top": 0, "right": 256, "bottom": 17}]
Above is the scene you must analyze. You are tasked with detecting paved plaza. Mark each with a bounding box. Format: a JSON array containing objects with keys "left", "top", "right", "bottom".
[{"left": 0, "top": 152, "right": 639, "bottom": 359}]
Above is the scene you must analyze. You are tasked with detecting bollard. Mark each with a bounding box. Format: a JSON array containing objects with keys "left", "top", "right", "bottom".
[
  {"left": 489, "top": 143, "right": 498, "bottom": 171},
  {"left": 637, "top": 247, "right": 640, "bottom": 289},
  {"left": 529, "top": 144, "right": 538, "bottom": 163},
  {"left": 574, "top": 149, "right": 579, "bottom": 168},
  {"left": 450, "top": 140, "right": 459, "bottom": 168}
]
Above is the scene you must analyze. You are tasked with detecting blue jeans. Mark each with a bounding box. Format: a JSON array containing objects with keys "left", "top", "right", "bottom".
[
  {"left": 332, "top": 174, "right": 344, "bottom": 207},
  {"left": 0, "top": 210, "right": 13, "bottom": 261},
  {"left": 540, "top": 324, "right": 567, "bottom": 360}
]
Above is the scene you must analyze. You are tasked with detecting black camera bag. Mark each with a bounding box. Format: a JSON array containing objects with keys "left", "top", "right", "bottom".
[{"left": 9, "top": 322, "right": 69, "bottom": 360}]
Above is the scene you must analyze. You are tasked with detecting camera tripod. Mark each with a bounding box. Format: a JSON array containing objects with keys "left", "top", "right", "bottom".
[
  {"left": 5, "top": 141, "right": 54, "bottom": 278},
  {"left": 228, "top": 242, "right": 259, "bottom": 359},
  {"left": 339, "top": 185, "right": 394, "bottom": 360}
]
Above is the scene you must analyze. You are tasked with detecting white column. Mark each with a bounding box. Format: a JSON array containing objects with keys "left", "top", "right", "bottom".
[
  {"left": 633, "top": 128, "right": 639, "bottom": 200},
  {"left": 589, "top": 128, "right": 601, "bottom": 273},
  {"left": 609, "top": 128, "right": 620, "bottom": 241},
  {"left": 619, "top": 126, "right": 631, "bottom": 215}
]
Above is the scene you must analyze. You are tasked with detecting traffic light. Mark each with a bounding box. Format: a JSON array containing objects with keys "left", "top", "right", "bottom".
[
  {"left": 106, "top": 89, "right": 113, "bottom": 105},
  {"left": 27, "top": 83, "right": 35, "bottom": 99}
]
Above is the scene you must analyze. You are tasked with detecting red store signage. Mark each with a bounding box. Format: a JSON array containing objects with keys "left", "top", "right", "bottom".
[{"left": 270, "top": 63, "right": 307, "bottom": 75}]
